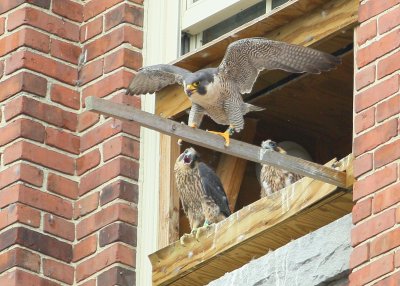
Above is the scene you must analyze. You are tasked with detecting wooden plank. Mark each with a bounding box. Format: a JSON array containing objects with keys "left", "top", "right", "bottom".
[
  {"left": 216, "top": 119, "right": 258, "bottom": 211},
  {"left": 158, "top": 134, "right": 181, "bottom": 248},
  {"left": 155, "top": 0, "right": 359, "bottom": 119},
  {"left": 85, "top": 96, "right": 348, "bottom": 188},
  {"left": 149, "top": 155, "right": 353, "bottom": 286}
]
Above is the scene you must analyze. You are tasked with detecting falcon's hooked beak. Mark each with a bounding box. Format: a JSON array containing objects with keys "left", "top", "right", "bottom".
[
  {"left": 185, "top": 84, "right": 197, "bottom": 96},
  {"left": 179, "top": 148, "right": 198, "bottom": 168}
]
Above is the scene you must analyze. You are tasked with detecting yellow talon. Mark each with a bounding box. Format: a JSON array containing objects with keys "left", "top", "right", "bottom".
[{"left": 207, "top": 126, "right": 234, "bottom": 146}]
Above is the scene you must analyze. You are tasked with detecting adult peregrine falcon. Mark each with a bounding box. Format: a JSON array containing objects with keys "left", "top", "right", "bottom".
[
  {"left": 127, "top": 38, "right": 340, "bottom": 145},
  {"left": 259, "top": 140, "right": 303, "bottom": 197},
  {"left": 174, "top": 147, "right": 231, "bottom": 241}
]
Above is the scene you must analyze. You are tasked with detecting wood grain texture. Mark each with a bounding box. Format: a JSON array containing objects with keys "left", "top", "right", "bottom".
[
  {"left": 149, "top": 155, "right": 353, "bottom": 286},
  {"left": 85, "top": 96, "right": 348, "bottom": 188},
  {"left": 158, "top": 134, "right": 181, "bottom": 248},
  {"left": 216, "top": 119, "right": 258, "bottom": 212},
  {"left": 155, "top": 0, "right": 359, "bottom": 119}
]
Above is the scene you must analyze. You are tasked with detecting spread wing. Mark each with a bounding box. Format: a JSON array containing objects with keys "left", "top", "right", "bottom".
[
  {"left": 217, "top": 38, "right": 341, "bottom": 94},
  {"left": 198, "top": 162, "right": 231, "bottom": 217},
  {"left": 126, "top": 64, "right": 191, "bottom": 95}
]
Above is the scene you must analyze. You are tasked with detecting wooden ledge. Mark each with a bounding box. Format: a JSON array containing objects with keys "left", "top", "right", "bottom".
[
  {"left": 85, "top": 96, "right": 350, "bottom": 188},
  {"left": 149, "top": 154, "right": 353, "bottom": 286}
]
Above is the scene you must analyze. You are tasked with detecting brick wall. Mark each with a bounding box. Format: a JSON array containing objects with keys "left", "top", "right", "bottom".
[
  {"left": 351, "top": 0, "right": 400, "bottom": 285},
  {"left": 0, "top": 1, "right": 143, "bottom": 285}
]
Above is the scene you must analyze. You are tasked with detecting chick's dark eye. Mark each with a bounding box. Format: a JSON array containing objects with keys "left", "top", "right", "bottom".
[{"left": 270, "top": 142, "right": 276, "bottom": 147}]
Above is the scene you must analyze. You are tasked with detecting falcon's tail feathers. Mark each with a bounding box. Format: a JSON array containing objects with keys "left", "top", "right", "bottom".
[{"left": 246, "top": 103, "right": 265, "bottom": 113}]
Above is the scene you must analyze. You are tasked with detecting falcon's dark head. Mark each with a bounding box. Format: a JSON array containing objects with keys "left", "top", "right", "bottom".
[
  {"left": 177, "top": 147, "right": 199, "bottom": 169},
  {"left": 261, "top": 140, "right": 286, "bottom": 154},
  {"left": 184, "top": 68, "right": 217, "bottom": 96}
]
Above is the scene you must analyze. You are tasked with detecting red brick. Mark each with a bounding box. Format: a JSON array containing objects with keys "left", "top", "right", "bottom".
[
  {"left": 105, "top": 3, "right": 144, "bottom": 31},
  {"left": 0, "top": 118, "right": 45, "bottom": 146},
  {"left": 78, "top": 58, "right": 103, "bottom": 86},
  {"left": 354, "top": 153, "right": 373, "bottom": 178},
  {"left": 378, "top": 50, "right": 400, "bottom": 79},
  {"left": 0, "top": 247, "right": 40, "bottom": 273},
  {"left": 0, "top": 18, "right": 5, "bottom": 36},
  {"left": 0, "top": 227, "right": 72, "bottom": 262},
  {"left": 100, "top": 180, "right": 138, "bottom": 206},
  {"left": 76, "top": 203, "right": 137, "bottom": 239},
  {"left": 370, "top": 228, "right": 400, "bottom": 258},
  {"left": 355, "top": 75, "right": 399, "bottom": 112},
  {"left": 80, "top": 118, "right": 139, "bottom": 152},
  {"left": 0, "top": 184, "right": 72, "bottom": 219},
  {"left": 52, "top": 0, "right": 83, "bottom": 22},
  {"left": 354, "top": 107, "right": 375, "bottom": 134},
  {"left": 74, "top": 192, "right": 99, "bottom": 219},
  {"left": 356, "top": 28, "right": 400, "bottom": 68},
  {"left": 43, "top": 258, "right": 74, "bottom": 284},
  {"left": 3, "top": 141, "right": 75, "bottom": 175},
  {"left": 73, "top": 234, "right": 97, "bottom": 262},
  {"left": 83, "top": 0, "right": 124, "bottom": 21},
  {"left": 50, "top": 84, "right": 80, "bottom": 110},
  {"left": 0, "top": 0, "right": 51, "bottom": 14},
  {"left": 99, "top": 222, "right": 137, "bottom": 247},
  {"left": 0, "top": 163, "right": 43, "bottom": 189},
  {"left": 374, "top": 271, "right": 400, "bottom": 286},
  {"left": 44, "top": 213, "right": 74, "bottom": 241},
  {"left": 76, "top": 243, "right": 135, "bottom": 282},
  {"left": 5, "top": 50, "right": 78, "bottom": 85},
  {"left": 359, "top": 0, "right": 399, "bottom": 22},
  {"left": 0, "top": 27, "right": 50, "bottom": 57},
  {"left": 103, "top": 136, "right": 140, "bottom": 161},
  {"left": 8, "top": 7, "right": 79, "bottom": 41},
  {"left": 77, "top": 149, "right": 101, "bottom": 175},
  {"left": 83, "top": 26, "right": 142, "bottom": 61},
  {"left": 0, "top": 71, "right": 47, "bottom": 102},
  {"left": 79, "top": 157, "right": 139, "bottom": 195},
  {"left": 353, "top": 197, "right": 372, "bottom": 224},
  {"left": 45, "top": 127, "right": 80, "bottom": 154},
  {"left": 0, "top": 60, "right": 4, "bottom": 79},
  {"left": 379, "top": 6, "right": 400, "bottom": 35},
  {"left": 354, "top": 119, "right": 398, "bottom": 157},
  {"left": 47, "top": 173, "right": 79, "bottom": 200},
  {"left": 350, "top": 242, "right": 369, "bottom": 269},
  {"left": 355, "top": 64, "right": 376, "bottom": 91},
  {"left": 375, "top": 138, "right": 400, "bottom": 168},
  {"left": 97, "top": 265, "right": 136, "bottom": 286},
  {"left": 376, "top": 94, "right": 400, "bottom": 122},
  {"left": 50, "top": 38, "right": 81, "bottom": 65},
  {"left": 356, "top": 19, "right": 377, "bottom": 46},
  {"left": 0, "top": 203, "right": 41, "bottom": 231},
  {"left": 104, "top": 48, "right": 143, "bottom": 73},
  {"left": 110, "top": 91, "right": 141, "bottom": 108},
  {"left": 373, "top": 182, "right": 400, "bottom": 214},
  {"left": 80, "top": 16, "right": 103, "bottom": 43},
  {"left": 0, "top": 269, "right": 59, "bottom": 286},
  {"left": 77, "top": 111, "right": 100, "bottom": 132},
  {"left": 354, "top": 164, "right": 398, "bottom": 200},
  {"left": 352, "top": 208, "right": 396, "bottom": 246},
  {"left": 4, "top": 96, "right": 77, "bottom": 131},
  {"left": 396, "top": 250, "right": 400, "bottom": 268},
  {"left": 349, "top": 254, "right": 394, "bottom": 285},
  {"left": 82, "top": 69, "right": 134, "bottom": 105}
]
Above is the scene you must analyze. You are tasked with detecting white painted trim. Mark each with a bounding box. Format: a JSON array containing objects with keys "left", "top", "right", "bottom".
[
  {"left": 136, "top": 1, "right": 181, "bottom": 286},
  {"left": 181, "top": 0, "right": 263, "bottom": 34}
]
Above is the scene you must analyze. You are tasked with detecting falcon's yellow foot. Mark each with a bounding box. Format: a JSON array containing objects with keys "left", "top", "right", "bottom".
[
  {"left": 180, "top": 233, "right": 192, "bottom": 245},
  {"left": 208, "top": 126, "right": 234, "bottom": 146},
  {"left": 195, "top": 224, "right": 210, "bottom": 240}
]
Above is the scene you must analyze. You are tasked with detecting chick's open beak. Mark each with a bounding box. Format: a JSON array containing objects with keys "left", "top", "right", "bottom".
[{"left": 185, "top": 84, "right": 197, "bottom": 96}]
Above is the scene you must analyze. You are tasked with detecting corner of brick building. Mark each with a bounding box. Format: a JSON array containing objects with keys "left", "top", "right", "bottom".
[
  {"left": 351, "top": 0, "right": 400, "bottom": 285},
  {"left": 0, "top": 0, "right": 143, "bottom": 285}
]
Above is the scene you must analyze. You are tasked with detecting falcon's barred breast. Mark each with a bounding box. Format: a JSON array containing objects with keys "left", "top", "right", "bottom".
[
  {"left": 174, "top": 147, "right": 231, "bottom": 232},
  {"left": 127, "top": 38, "right": 341, "bottom": 145}
]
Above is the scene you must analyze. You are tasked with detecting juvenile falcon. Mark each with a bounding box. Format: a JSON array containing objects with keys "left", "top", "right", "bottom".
[
  {"left": 174, "top": 147, "right": 231, "bottom": 242},
  {"left": 259, "top": 140, "right": 303, "bottom": 198},
  {"left": 127, "top": 38, "right": 341, "bottom": 145}
]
